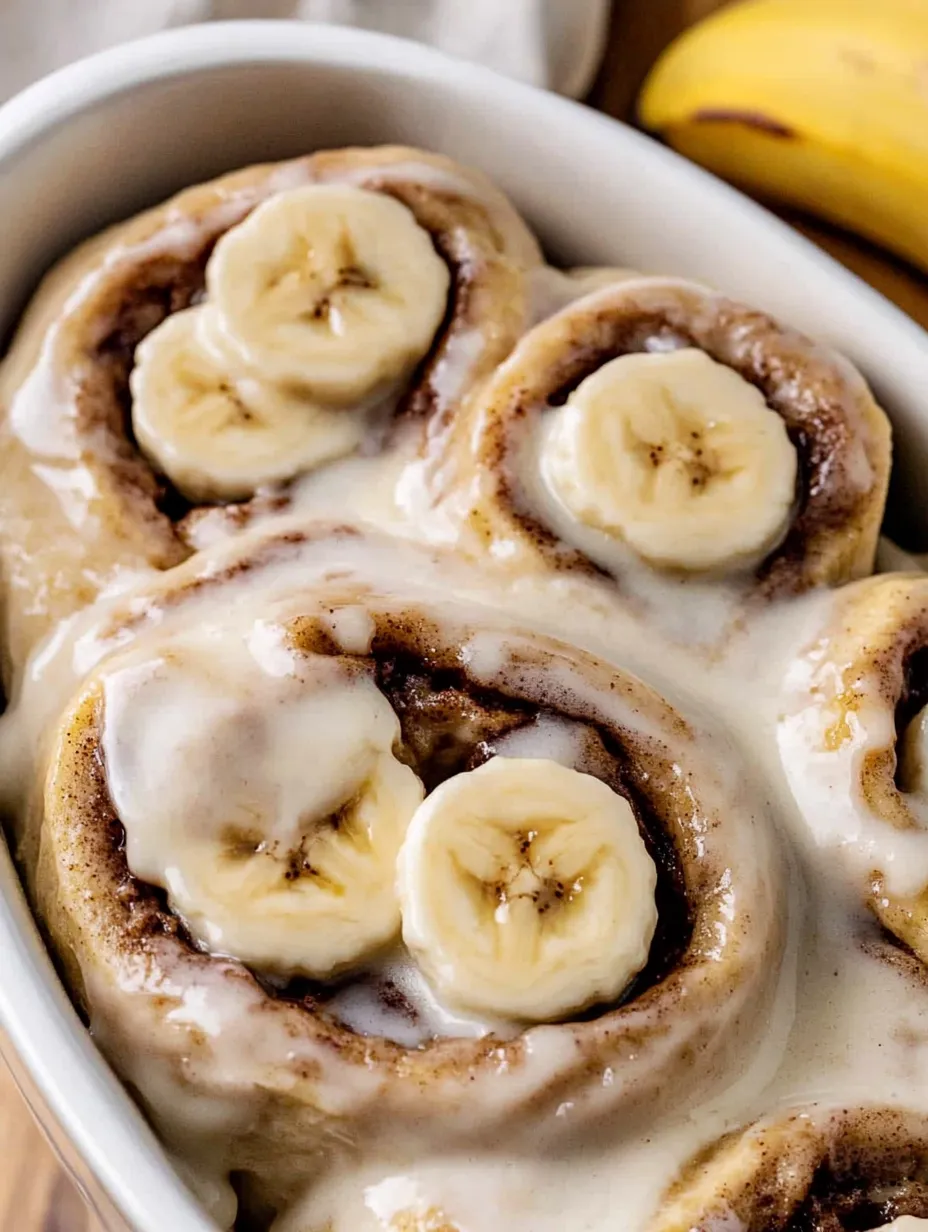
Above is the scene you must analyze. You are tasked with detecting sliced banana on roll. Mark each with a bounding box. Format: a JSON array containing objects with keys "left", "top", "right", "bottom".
[
  {"left": 398, "top": 756, "right": 658, "bottom": 1022},
  {"left": 541, "top": 348, "right": 798, "bottom": 572},
  {"left": 130, "top": 307, "right": 367, "bottom": 503},
  {"left": 206, "top": 184, "right": 450, "bottom": 402},
  {"left": 102, "top": 642, "right": 424, "bottom": 978}
]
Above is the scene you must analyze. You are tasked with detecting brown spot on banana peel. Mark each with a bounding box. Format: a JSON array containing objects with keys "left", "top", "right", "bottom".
[{"left": 692, "top": 109, "right": 796, "bottom": 138}]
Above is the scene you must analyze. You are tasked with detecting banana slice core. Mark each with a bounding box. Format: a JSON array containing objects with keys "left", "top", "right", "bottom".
[
  {"left": 397, "top": 756, "right": 658, "bottom": 1023},
  {"left": 541, "top": 347, "right": 798, "bottom": 572},
  {"left": 130, "top": 308, "right": 367, "bottom": 503},
  {"left": 207, "top": 184, "right": 450, "bottom": 402},
  {"left": 102, "top": 639, "right": 424, "bottom": 978}
]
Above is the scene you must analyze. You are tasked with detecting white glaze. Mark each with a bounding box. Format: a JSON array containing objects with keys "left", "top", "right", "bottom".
[
  {"left": 1, "top": 467, "right": 922, "bottom": 1232},
  {"left": 0, "top": 507, "right": 919, "bottom": 1232},
  {"left": 0, "top": 514, "right": 903, "bottom": 1232},
  {"left": 0, "top": 516, "right": 797, "bottom": 1226},
  {"left": 778, "top": 608, "right": 928, "bottom": 899},
  {"left": 0, "top": 181, "right": 919, "bottom": 1230},
  {"left": 102, "top": 632, "right": 424, "bottom": 979},
  {"left": 323, "top": 944, "right": 511, "bottom": 1047}
]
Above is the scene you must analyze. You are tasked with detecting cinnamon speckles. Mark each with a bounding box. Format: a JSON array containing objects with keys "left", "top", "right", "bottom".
[
  {"left": 653, "top": 1107, "right": 928, "bottom": 1231},
  {"left": 38, "top": 581, "right": 778, "bottom": 1151},
  {"left": 6, "top": 150, "right": 539, "bottom": 662},
  {"left": 378, "top": 979, "right": 419, "bottom": 1024}
]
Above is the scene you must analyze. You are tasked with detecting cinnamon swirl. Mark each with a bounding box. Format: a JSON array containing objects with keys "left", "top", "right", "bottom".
[
  {"left": 440, "top": 276, "right": 891, "bottom": 637},
  {"left": 32, "top": 528, "right": 785, "bottom": 1217},
  {"left": 0, "top": 146, "right": 541, "bottom": 677},
  {"left": 652, "top": 1105, "right": 928, "bottom": 1231}
]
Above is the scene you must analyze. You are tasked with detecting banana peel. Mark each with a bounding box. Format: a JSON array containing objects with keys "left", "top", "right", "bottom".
[{"left": 639, "top": 0, "right": 928, "bottom": 273}]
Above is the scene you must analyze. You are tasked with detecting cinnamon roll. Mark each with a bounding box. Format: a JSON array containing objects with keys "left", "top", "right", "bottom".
[
  {"left": 442, "top": 276, "right": 891, "bottom": 632},
  {"left": 651, "top": 1105, "right": 928, "bottom": 1231},
  {"left": 779, "top": 574, "right": 928, "bottom": 960},
  {"left": 32, "top": 527, "right": 785, "bottom": 1217},
  {"left": 0, "top": 146, "right": 541, "bottom": 676}
]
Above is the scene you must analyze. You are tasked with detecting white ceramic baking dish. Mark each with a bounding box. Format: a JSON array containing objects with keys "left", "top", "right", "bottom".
[{"left": 1, "top": 21, "right": 928, "bottom": 1232}]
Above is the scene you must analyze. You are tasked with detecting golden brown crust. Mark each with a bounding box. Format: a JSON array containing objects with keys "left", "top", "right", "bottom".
[
  {"left": 35, "top": 530, "right": 784, "bottom": 1182},
  {"left": 650, "top": 1104, "right": 928, "bottom": 1230},
  {"left": 449, "top": 276, "right": 891, "bottom": 598}
]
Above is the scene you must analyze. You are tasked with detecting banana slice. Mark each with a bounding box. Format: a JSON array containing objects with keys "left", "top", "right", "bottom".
[
  {"left": 397, "top": 756, "right": 657, "bottom": 1022},
  {"left": 102, "top": 642, "right": 424, "bottom": 978},
  {"left": 540, "top": 347, "right": 798, "bottom": 572},
  {"left": 206, "top": 184, "right": 450, "bottom": 403},
  {"left": 130, "top": 307, "right": 366, "bottom": 502}
]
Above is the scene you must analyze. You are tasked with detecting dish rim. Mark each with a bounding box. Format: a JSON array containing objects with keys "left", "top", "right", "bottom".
[{"left": 0, "top": 19, "right": 927, "bottom": 1232}]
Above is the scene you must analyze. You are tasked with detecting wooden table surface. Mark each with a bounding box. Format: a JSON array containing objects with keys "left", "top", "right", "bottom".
[{"left": 3, "top": 2, "right": 928, "bottom": 1230}]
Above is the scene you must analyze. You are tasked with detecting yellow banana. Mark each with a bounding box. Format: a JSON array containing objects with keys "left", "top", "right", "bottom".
[{"left": 639, "top": 0, "right": 928, "bottom": 273}]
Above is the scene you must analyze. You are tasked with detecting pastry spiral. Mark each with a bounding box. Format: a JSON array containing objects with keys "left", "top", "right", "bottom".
[
  {"left": 32, "top": 526, "right": 785, "bottom": 1216},
  {"left": 0, "top": 146, "right": 540, "bottom": 677},
  {"left": 779, "top": 573, "right": 928, "bottom": 961},
  {"left": 443, "top": 276, "right": 890, "bottom": 622},
  {"left": 651, "top": 1104, "right": 928, "bottom": 1230}
]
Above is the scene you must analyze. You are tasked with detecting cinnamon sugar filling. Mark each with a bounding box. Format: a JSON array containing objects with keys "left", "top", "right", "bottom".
[{"left": 83, "top": 627, "right": 690, "bottom": 1039}]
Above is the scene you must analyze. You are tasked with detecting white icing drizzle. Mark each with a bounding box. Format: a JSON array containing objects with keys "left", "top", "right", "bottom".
[
  {"left": 492, "top": 713, "right": 592, "bottom": 766},
  {"left": 101, "top": 632, "right": 424, "bottom": 979},
  {"left": 778, "top": 609, "right": 928, "bottom": 899},
  {"left": 323, "top": 945, "right": 511, "bottom": 1047},
  {"left": 2, "top": 514, "right": 924, "bottom": 1231},
  {"left": 0, "top": 171, "right": 918, "bottom": 1231}
]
